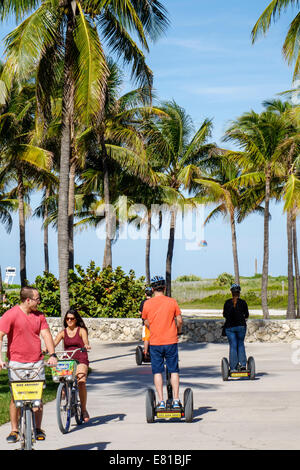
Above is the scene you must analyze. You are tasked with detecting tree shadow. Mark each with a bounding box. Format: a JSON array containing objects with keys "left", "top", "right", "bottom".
[
  {"left": 89, "top": 341, "right": 210, "bottom": 366},
  {"left": 87, "top": 362, "right": 223, "bottom": 397}
]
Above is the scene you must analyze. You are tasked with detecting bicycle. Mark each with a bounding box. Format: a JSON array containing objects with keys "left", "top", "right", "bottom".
[
  {"left": 5, "top": 362, "right": 47, "bottom": 450},
  {"left": 51, "top": 348, "right": 87, "bottom": 434}
]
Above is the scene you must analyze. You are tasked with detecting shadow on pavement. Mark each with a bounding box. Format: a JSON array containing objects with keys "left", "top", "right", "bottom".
[
  {"left": 87, "top": 363, "right": 223, "bottom": 395},
  {"left": 90, "top": 353, "right": 134, "bottom": 364},
  {"left": 59, "top": 441, "right": 110, "bottom": 450},
  {"left": 68, "top": 414, "right": 126, "bottom": 434},
  {"left": 194, "top": 405, "right": 217, "bottom": 420}
]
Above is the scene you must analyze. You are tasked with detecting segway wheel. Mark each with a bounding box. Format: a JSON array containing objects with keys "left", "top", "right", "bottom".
[
  {"left": 146, "top": 388, "right": 156, "bottom": 423},
  {"left": 136, "top": 346, "right": 143, "bottom": 366},
  {"left": 221, "top": 357, "right": 229, "bottom": 381},
  {"left": 247, "top": 356, "right": 255, "bottom": 380},
  {"left": 183, "top": 388, "right": 193, "bottom": 423}
]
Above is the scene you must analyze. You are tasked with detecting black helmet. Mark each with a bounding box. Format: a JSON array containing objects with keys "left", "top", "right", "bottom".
[
  {"left": 230, "top": 283, "right": 241, "bottom": 293},
  {"left": 150, "top": 275, "right": 166, "bottom": 289}
]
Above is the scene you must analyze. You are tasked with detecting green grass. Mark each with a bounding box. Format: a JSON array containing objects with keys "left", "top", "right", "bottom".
[
  {"left": 174, "top": 275, "right": 290, "bottom": 309},
  {"left": 0, "top": 366, "right": 58, "bottom": 426}
]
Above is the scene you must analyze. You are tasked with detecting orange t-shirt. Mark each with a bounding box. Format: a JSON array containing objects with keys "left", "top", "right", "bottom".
[{"left": 142, "top": 295, "right": 181, "bottom": 346}]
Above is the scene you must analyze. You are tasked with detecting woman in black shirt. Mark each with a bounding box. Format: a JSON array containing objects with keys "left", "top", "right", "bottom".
[{"left": 223, "top": 284, "right": 249, "bottom": 372}]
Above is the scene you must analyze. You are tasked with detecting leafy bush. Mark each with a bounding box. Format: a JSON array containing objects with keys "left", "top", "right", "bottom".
[
  {"left": 216, "top": 272, "right": 234, "bottom": 287},
  {"left": 243, "top": 290, "right": 260, "bottom": 304},
  {"left": 175, "top": 274, "right": 202, "bottom": 282},
  {"left": 0, "top": 262, "right": 145, "bottom": 318},
  {"left": 0, "top": 291, "right": 20, "bottom": 316}
]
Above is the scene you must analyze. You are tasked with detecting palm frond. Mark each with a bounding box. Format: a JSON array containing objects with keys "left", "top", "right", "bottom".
[{"left": 73, "top": 3, "right": 108, "bottom": 124}]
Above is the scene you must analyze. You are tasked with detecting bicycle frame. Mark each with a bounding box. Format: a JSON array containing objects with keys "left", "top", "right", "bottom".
[
  {"left": 53, "top": 348, "right": 87, "bottom": 434},
  {"left": 5, "top": 363, "right": 46, "bottom": 450}
]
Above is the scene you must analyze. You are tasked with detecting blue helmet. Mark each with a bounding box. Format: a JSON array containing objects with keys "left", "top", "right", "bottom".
[
  {"left": 230, "top": 283, "right": 241, "bottom": 292},
  {"left": 150, "top": 275, "right": 166, "bottom": 289}
]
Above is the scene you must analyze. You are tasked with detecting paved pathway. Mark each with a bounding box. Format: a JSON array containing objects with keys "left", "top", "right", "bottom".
[{"left": 0, "top": 340, "right": 299, "bottom": 451}]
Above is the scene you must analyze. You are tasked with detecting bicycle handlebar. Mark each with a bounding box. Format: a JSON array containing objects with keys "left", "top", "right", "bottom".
[{"left": 54, "top": 348, "right": 87, "bottom": 360}]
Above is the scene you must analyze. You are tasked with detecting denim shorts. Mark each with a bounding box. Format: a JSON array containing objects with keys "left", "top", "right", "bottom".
[{"left": 150, "top": 344, "right": 179, "bottom": 374}]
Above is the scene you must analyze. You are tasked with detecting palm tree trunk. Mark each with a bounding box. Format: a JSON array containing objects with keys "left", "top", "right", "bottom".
[
  {"left": 44, "top": 187, "right": 50, "bottom": 273},
  {"left": 145, "top": 210, "right": 151, "bottom": 284},
  {"left": 230, "top": 208, "right": 240, "bottom": 284},
  {"left": 166, "top": 208, "right": 176, "bottom": 297},
  {"left": 261, "top": 170, "right": 270, "bottom": 319},
  {"left": 0, "top": 266, "right": 3, "bottom": 300},
  {"left": 101, "top": 137, "right": 112, "bottom": 268},
  {"left": 68, "top": 160, "right": 76, "bottom": 270},
  {"left": 292, "top": 215, "right": 300, "bottom": 318},
  {"left": 17, "top": 170, "right": 27, "bottom": 287},
  {"left": 58, "top": 10, "right": 75, "bottom": 317},
  {"left": 287, "top": 210, "right": 296, "bottom": 318}
]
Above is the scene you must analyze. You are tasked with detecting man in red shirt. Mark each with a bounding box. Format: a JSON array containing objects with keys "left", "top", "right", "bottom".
[
  {"left": 142, "top": 276, "right": 183, "bottom": 410},
  {"left": 0, "top": 286, "right": 57, "bottom": 443}
]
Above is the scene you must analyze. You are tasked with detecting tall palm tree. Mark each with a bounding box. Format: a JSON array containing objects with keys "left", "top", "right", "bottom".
[
  {"left": 0, "top": 76, "right": 52, "bottom": 286},
  {"left": 252, "top": 0, "right": 300, "bottom": 80},
  {"left": 77, "top": 59, "right": 164, "bottom": 268},
  {"left": 142, "top": 100, "right": 215, "bottom": 296},
  {"left": 193, "top": 156, "right": 245, "bottom": 284},
  {"left": 224, "top": 109, "right": 296, "bottom": 318},
  {"left": 257, "top": 99, "right": 300, "bottom": 318},
  {"left": 0, "top": 0, "right": 169, "bottom": 315}
]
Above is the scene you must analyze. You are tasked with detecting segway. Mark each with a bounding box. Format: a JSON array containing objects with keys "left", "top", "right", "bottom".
[
  {"left": 145, "top": 367, "right": 193, "bottom": 423},
  {"left": 221, "top": 356, "right": 255, "bottom": 381},
  {"left": 135, "top": 345, "right": 151, "bottom": 365}
]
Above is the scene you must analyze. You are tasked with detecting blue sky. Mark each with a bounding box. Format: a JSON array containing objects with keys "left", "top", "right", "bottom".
[{"left": 0, "top": 0, "right": 299, "bottom": 284}]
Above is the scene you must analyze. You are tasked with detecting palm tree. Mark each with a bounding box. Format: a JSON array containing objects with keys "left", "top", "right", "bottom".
[
  {"left": 77, "top": 59, "right": 165, "bottom": 268},
  {"left": 261, "top": 99, "right": 300, "bottom": 318},
  {"left": 33, "top": 173, "right": 59, "bottom": 272},
  {"left": 224, "top": 109, "right": 296, "bottom": 318},
  {"left": 252, "top": 1, "right": 300, "bottom": 80},
  {"left": 0, "top": 76, "right": 52, "bottom": 286},
  {"left": 193, "top": 156, "right": 245, "bottom": 284},
  {"left": 0, "top": 0, "right": 169, "bottom": 315},
  {"left": 142, "top": 100, "right": 215, "bottom": 296}
]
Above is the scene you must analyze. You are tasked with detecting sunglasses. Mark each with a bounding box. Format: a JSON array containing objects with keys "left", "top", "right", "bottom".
[{"left": 66, "top": 317, "right": 76, "bottom": 321}]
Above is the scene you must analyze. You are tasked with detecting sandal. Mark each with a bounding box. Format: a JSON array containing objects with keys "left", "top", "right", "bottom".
[
  {"left": 35, "top": 428, "right": 46, "bottom": 441},
  {"left": 6, "top": 431, "right": 19, "bottom": 443},
  {"left": 82, "top": 411, "right": 90, "bottom": 423}
]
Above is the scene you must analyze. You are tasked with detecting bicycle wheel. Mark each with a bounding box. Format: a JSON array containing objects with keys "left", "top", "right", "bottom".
[
  {"left": 24, "top": 408, "right": 33, "bottom": 450},
  {"left": 56, "top": 382, "right": 71, "bottom": 434}
]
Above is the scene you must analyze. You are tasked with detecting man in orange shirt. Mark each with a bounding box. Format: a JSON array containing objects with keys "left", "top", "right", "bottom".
[{"left": 142, "top": 276, "right": 183, "bottom": 410}]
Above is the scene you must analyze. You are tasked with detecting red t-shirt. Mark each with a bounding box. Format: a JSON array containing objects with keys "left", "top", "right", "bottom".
[
  {"left": 0, "top": 305, "right": 49, "bottom": 362},
  {"left": 142, "top": 295, "right": 181, "bottom": 346}
]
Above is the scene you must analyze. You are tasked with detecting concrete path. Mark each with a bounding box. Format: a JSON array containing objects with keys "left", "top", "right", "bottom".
[{"left": 0, "top": 340, "right": 300, "bottom": 451}]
